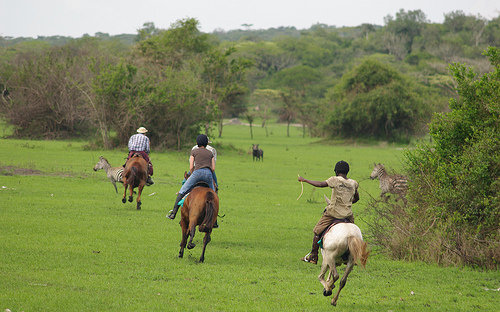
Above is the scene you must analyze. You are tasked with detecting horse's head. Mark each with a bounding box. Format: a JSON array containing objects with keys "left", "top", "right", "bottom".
[{"left": 370, "top": 163, "right": 384, "bottom": 179}]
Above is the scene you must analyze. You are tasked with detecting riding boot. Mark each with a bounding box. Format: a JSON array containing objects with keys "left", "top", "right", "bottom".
[
  {"left": 301, "top": 234, "right": 321, "bottom": 264},
  {"left": 146, "top": 176, "right": 154, "bottom": 186},
  {"left": 167, "top": 193, "right": 184, "bottom": 220}
]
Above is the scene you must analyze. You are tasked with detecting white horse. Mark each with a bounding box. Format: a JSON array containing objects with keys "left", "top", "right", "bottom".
[{"left": 318, "top": 199, "right": 369, "bottom": 306}]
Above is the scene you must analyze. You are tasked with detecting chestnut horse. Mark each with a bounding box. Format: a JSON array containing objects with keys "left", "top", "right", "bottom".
[
  {"left": 318, "top": 222, "right": 369, "bottom": 306},
  {"left": 122, "top": 153, "right": 148, "bottom": 210},
  {"left": 178, "top": 186, "right": 219, "bottom": 263}
]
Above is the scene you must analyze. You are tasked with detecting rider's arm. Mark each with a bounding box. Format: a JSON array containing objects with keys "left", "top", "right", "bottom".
[
  {"left": 189, "top": 155, "right": 195, "bottom": 172},
  {"left": 211, "top": 157, "right": 215, "bottom": 171},
  {"left": 298, "top": 176, "right": 328, "bottom": 187},
  {"left": 353, "top": 189, "right": 359, "bottom": 204}
]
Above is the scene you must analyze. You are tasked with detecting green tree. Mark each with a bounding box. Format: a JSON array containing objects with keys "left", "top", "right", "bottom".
[
  {"left": 201, "top": 46, "right": 252, "bottom": 137},
  {"left": 136, "top": 18, "right": 210, "bottom": 68},
  {"left": 402, "top": 47, "right": 499, "bottom": 268},
  {"left": 384, "top": 9, "right": 428, "bottom": 55},
  {"left": 325, "top": 58, "right": 432, "bottom": 140},
  {"left": 249, "top": 89, "right": 281, "bottom": 137}
]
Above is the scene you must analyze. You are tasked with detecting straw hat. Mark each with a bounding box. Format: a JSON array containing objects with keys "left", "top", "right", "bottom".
[{"left": 136, "top": 127, "right": 148, "bottom": 134}]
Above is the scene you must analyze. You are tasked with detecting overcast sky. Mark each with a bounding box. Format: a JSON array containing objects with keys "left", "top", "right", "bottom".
[{"left": 1, "top": 0, "right": 498, "bottom": 38}]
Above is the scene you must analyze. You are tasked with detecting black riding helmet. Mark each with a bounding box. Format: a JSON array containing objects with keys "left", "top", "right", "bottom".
[
  {"left": 334, "top": 160, "right": 350, "bottom": 175},
  {"left": 196, "top": 134, "right": 209, "bottom": 147}
]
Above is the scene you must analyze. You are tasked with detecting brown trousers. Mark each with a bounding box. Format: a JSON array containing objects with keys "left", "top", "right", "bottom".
[{"left": 313, "top": 214, "right": 354, "bottom": 236}]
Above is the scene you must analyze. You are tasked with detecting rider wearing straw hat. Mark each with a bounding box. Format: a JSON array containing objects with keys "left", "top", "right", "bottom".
[{"left": 125, "top": 126, "right": 154, "bottom": 186}]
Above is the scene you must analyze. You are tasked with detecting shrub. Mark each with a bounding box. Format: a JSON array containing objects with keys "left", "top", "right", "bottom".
[
  {"left": 368, "top": 47, "right": 499, "bottom": 268},
  {"left": 324, "top": 58, "right": 434, "bottom": 141}
]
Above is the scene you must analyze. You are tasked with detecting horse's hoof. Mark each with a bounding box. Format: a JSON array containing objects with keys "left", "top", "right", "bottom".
[
  {"left": 187, "top": 243, "right": 196, "bottom": 249},
  {"left": 323, "top": 289, "right": 332, "bottom": 297},
  {"left": 122, "top": 198, "right": 126, "bottom": 203},
  {"left": 128, "top": 196, "right": 133, "bottom": 202},
  {"left": 137, "top": 202, "right": 141, "bottom": 210}
]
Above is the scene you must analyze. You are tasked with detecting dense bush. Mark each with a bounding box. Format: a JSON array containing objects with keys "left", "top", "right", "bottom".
[
  {"left": 0, "top": 39, "right": 106, "bottom": 138},
  {"left": 368, "top": 47, "right": 499, "bottom": 268},
  {"left": 324, "top": 58, "right": 435, "bottom": 141}
]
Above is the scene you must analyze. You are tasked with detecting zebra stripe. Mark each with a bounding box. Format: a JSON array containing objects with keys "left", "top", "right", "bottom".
[{"left": 370, "top": 163, "right": 408, "bottom": 202}]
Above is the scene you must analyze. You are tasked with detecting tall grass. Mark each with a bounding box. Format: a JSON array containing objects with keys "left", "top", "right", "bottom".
[{"left": 0, "top": 123, "right": 498, "bottom": 311}]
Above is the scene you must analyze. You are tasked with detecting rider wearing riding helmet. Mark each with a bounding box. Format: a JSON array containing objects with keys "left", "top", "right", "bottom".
[
  {"left": 298, "top": 160, "right": 359, "bottom": 264},
  {"left": 168, "top": 134, "right": 216, "bottom": 220}
]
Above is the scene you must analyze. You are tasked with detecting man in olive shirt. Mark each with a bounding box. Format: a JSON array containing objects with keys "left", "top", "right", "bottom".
[{"left": 297, "top": 161, "right": 359, "bottom": 264}]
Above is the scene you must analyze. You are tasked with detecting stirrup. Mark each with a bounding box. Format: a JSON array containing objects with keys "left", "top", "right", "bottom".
[
  {"left": 167, "top": 209, "right": 176, "bottom": 220},
  {"left": 301, "top": 252, "right": 317, "bottom": 264}
]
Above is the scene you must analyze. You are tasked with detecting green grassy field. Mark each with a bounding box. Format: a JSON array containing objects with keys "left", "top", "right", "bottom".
[{"left": 1, "top": 123, "right": 498, "bottom": 311}]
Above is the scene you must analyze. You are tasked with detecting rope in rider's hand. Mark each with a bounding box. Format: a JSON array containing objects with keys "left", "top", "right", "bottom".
[{"left": 297, "top": 174, "right": 304, "bottom": 200}]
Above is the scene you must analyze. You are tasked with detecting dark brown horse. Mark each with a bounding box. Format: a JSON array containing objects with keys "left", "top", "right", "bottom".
[
  {"left": 122, "top": 153, "right": 148, "bottom": 210},
  {"left": 178, "top": 186, "right": 219, "bottom": 263}
]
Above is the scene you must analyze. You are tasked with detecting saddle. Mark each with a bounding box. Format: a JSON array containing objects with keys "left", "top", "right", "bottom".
[
  {"left": 318, "top": 218, "right": 353, "bottom": 249},
  {"left": 178, "top": 181, "right": 212, "bottom": 208}
]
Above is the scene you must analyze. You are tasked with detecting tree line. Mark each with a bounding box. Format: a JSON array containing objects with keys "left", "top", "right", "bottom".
[{"left": 0, "top": 9, "right": 499, "bottom": 146}]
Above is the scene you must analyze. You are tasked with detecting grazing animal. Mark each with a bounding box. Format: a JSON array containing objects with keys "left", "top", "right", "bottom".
[
  {"left": 370, "top": 163, "right": 408, "bottom": 203},
  {"left": 93, "top": 156, "right": 124, "bottom": 193},
  {"left": 318, "top": 222, "right": 369, "bottom": 306},
  {"left": 122, "top": 153, "right": 148, "bottom": 210},
  {"left": 178, "top": 186, "right": 219, "bottom": 263},
  {"left": 252, "top": 144, "right": 264, "bottom": 161}
]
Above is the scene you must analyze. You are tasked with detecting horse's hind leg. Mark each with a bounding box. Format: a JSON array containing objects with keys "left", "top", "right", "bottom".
[
  {"left": 179, "top": 220, "right": 189, "bottom": 258},
  {"left": 199, "top": 232, "right": 212, "bottom": 263},
  {"left": 331, "top": 260, "right": 355, "bottom": 306},
  {"left": 187, "top": 225, "right": 196, "bottom": 249},
  {"left": 319, "top": 261, "right": 332, "bottom": 296},
  {"left": 136, "top": 185, "right": 144, "bottom": 210},
  {"left": 122, "top": 184, "right": 128, "bottom": 203}
]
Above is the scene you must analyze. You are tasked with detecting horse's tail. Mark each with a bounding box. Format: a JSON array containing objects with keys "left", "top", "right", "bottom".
[
  {"left": 127, "top": 166, "right": 138, "bottom": 186},
  {"left": 199, "top": 191, "right": 216, "bottom": 233},
  {"left": 348, "top": 236, "right": 369, "bottom": 268}
]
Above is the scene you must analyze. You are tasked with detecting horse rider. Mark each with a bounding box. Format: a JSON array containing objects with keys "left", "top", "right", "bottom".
[
  {"left": 191, "top": 137, "right": 218, "bottom": 192},
  {"left": 168, "top": 134, "right": 216, "bottom": 220},
  {"left": 124, "top": 126, "right": 154, "bottom": 186},
  {"left": 298, "top": 160, "right": 359, "bottom": 264}
]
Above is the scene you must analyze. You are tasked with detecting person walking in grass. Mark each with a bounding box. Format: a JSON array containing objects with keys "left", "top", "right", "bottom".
[{"left": 298, "top": 160, "right": 359, "bottom": 264}]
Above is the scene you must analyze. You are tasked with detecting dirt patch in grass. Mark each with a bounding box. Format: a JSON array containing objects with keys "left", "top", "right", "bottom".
[
  {"left": 0, "top": 165, "right": 43, "bottom": 176},
  {"left": 0, "top": 165, "right": 74, "bottom": 177}
]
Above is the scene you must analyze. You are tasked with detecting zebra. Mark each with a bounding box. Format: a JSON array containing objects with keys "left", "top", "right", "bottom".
[
  {"left": 93, "top": 156, "right": 124, "bottom": 193},
  {"left": 370, "top": 163, "right": 408, "bottom": 203}
]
